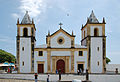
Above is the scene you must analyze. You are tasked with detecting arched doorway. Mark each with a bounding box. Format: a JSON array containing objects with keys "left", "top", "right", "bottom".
[{"left": 56, "top": 59, "right": 65, "bottom": 73}]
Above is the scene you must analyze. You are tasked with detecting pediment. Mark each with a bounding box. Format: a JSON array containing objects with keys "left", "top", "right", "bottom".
[{"left": 48, "top": 28, "right": 75, "bottom": 38}]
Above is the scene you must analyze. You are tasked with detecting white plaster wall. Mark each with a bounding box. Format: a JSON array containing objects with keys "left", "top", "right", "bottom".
[
  {"left": 81, "top": 39, "right": 87, "bottom": 46},
  {"left": 106, "top": 64, "right": 120, "bottom": 73},
  {"left": 20, "top": 27, "right": 31, "bottom": 36},
  {"left": 91, "top": 38, "right": 103, "bottom": 73},
  {"left": 90, "top": 26, "right": 102, "bottom": 36},
  {"left": 19, "top": 38, "right": 31, "bottom": 73},
  {"left": 50, "top": 32, "right": 71, "bottom": 48},
  {"left": 34, "top": 51, "right": 47, "bottom": 73},
  {"left": 51, "top": 51, "right": 71, "bottom": 56},
  {"left": 74, "top": 51, "right": 87, "bottom": 73},
  {"left": 28, "top": 27, "right": 31, "bottom": 36},
  {"left": 51, "top": 51, "right": 71, "bottom": 72}
]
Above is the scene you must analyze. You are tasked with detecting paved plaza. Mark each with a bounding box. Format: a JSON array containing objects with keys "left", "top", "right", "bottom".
[
  {"left": 0, "top": 74, "right": 120, "bottom": 82},
  {"left": 0, "top": 74, "right": 85, "bottom": 81}
]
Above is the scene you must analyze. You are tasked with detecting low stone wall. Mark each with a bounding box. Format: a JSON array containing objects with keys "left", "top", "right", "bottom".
[
  {"left": 89, "top": 74, "right": 120, "bottom": 82},
  {"left": 106, "top": 64, "right": 120, "bottom": 73},
  {"left": 0, "top": 79, "right": 45, "bottom": 82}
]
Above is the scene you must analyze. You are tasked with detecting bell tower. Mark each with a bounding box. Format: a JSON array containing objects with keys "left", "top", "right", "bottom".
[
  {"left": 16, "top": 11, "right": 36, "bottom": 73},
  {"left": 81, "top": 11, "right": 106, "bottom": 73}
]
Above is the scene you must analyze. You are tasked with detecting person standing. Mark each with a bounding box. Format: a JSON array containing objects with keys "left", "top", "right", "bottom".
[
  {"left": 77, "top": 70, "right": 79, "bottom": 75},
  {"left": 34, "top": 73, "right": 38, "bottom": 82},
  {"left": 47, "top": 74, "right": 50, "bottom": 82},
  {"left": 79, "top": 68, "right": 82, "bottom": 75}
]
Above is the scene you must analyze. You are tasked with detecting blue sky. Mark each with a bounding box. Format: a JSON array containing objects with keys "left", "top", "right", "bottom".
[{"left": 0, "top": 0, "right": 120, "bottom": 64}]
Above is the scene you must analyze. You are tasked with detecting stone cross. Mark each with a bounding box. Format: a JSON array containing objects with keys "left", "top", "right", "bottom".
[{"left": 59, "top": 23, "right": 63, "bottom": 28}]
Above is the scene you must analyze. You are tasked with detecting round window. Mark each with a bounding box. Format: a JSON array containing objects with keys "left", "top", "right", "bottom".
[{"left": 57, "top": 37, "right": 64, "bottom": 44}]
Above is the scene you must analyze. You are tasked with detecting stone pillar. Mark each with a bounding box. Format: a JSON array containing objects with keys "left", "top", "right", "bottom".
[
  {"left": 47, "top": 50, "right": 51, "bottom": 73},
  {"left": 52, "top": 57, "right": 56, "bottom": 73},
  {"left": 103, "top": 37, "right": 106, "bottom": 73},
  {"left": 65, "top": 57, "right": 69, "bottom": 73},
  {"left": 71, "top": 51, "right": 74, "bottom": 73}
]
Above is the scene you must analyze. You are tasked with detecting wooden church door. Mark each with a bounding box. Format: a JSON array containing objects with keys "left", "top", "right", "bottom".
[{"left": 56, "top": 59, "right": 65, "bottom": 73}]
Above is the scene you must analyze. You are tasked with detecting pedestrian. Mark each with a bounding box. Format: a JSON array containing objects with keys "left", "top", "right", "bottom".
[
  {"left": 56, "top": 69, "right": 58, "bottom": 74},
  {"left": 8, "top": 67, "right": 10, "bottom": 73},
  {"left": 82, "top": 69, "right": 84, "bottom": 75},
  {"left": 79, "top": 68, "right": 82, "bottom": 75},
  {"left": 77, "top": 70, "right": 79, "bottom": 75},
  {"left": 59, "top": 69, "right": 61, "bottom": 80},
  {"left": 47, "top": 74, "right": 50, "bottom": 82},
  {"left": 34, "top": 73, "right": 38, "bottom": 82}
]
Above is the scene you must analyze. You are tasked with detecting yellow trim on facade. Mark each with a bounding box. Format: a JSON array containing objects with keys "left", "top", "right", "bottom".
[
  {"left": 34, "top": 48, "right": 87, "bottom": 51},
  {"left": 50, "top": 29, "right": 75, "bottom": 39},
  {"left": 71, "top": 50, "right": 74, "bottom": 73},
  {"left": 17, "top": 24, "right": 36, "bottom": 31},
  {"left": 47, "top": 49, "right": 51, "bottom": 73}
]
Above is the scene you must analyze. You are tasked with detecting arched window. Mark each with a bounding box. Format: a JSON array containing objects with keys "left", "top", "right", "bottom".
[
  {"left": 94, "top": 28, "right": 99, "bottom": 36},
  {"left": 23, "top": 28, "right": 28, "bottom": 37}
]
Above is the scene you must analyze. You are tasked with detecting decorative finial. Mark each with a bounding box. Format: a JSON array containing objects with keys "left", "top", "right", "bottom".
[
  {"left": 32, "top": 18, "right": 34, "bottom": 24},
  {"left": 102, "top": 17, "right": 106, "bottom": 24},
  {"left": 17, "top": 18, "right": 19, "bottom": 24},
  {"left": 48, "top": 30, "right": 50, "bottom": 36},
  {"left": 82, "top": 24, "right": 83, "bottom": 28},
  {"left": 59, "top": 22, "right": 63, "bottom": 29},
  {"left": 72, "top": 30, "right": 74, "bottom": 36}
]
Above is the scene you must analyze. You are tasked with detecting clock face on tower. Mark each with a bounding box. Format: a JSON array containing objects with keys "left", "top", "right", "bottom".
[{"left": 57, "top": 37, "right": 65, "bottom": 45}]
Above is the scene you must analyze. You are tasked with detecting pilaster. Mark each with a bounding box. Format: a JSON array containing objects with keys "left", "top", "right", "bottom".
[
  {"left": 71, "top": 50, "right": 74, "bottom": 73},
  {"left": 47, "top": 49, "right": 51, "bottom": 73},
  {"left": 65, "top": 56, "right": 69, "bottom": 73},
  {"left": 52, "top": 57, "right": 56, "bottom": 73},
  {"left": 103, "top": 37, "right": 106, "bottom": 73}
]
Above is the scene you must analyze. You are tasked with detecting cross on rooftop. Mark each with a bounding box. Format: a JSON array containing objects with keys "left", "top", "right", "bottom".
[{"left": 59, "top": 22, "right": 63, "bottom": 28}]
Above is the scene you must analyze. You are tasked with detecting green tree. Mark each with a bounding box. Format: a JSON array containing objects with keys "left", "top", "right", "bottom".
[
  {"left": 106, "top": 57, "right": 111, "bottom": 64},
  {"left": 0, "top": 49, "right": 16, "bottom": 63}
]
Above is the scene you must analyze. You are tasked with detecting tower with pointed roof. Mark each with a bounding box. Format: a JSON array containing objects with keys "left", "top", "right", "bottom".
[
  {"left": 16, "top": 11, "right": 36, "bottom": 73},
  {"left": 81, "top": 11, "right": 106, "bottom": 73}
]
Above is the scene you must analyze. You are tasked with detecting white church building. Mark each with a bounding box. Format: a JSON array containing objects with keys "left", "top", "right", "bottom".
[{"left": 16, "top": 11, "right": 106, "bottom": 73}]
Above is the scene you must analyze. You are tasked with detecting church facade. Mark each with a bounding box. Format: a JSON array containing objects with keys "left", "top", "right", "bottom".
[{"left": 16, "top": 11, "right": 106, "bottom": 73}]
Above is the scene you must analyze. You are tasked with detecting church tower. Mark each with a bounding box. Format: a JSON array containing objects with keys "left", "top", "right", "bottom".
[
  {"left": 16, "top": 11, "right": 36, "bottom": 73},
  {"left": 81, "top": 11, "right": 106, "bottom": 73}
]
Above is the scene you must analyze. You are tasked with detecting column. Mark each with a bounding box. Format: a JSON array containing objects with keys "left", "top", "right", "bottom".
[
  {"left": 47, "top": 50, "right": 51, "bottom": 73},
  {"left": 66, "top": 57, "right": 69, "bottom": 73},
  {"left": 52, "top": 57, "right": 56, "bottom": 73},
  {"left": 71, "top": 51, "right": 74, "bottom": 73}
]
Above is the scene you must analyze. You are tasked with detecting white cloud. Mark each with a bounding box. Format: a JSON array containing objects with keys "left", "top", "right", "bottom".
[
  {"left": 19, "top": 0, "right": 46, "bottom": 18},
  {"left": 12, "top": 13, "right": 20, "bottom": 19}
]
